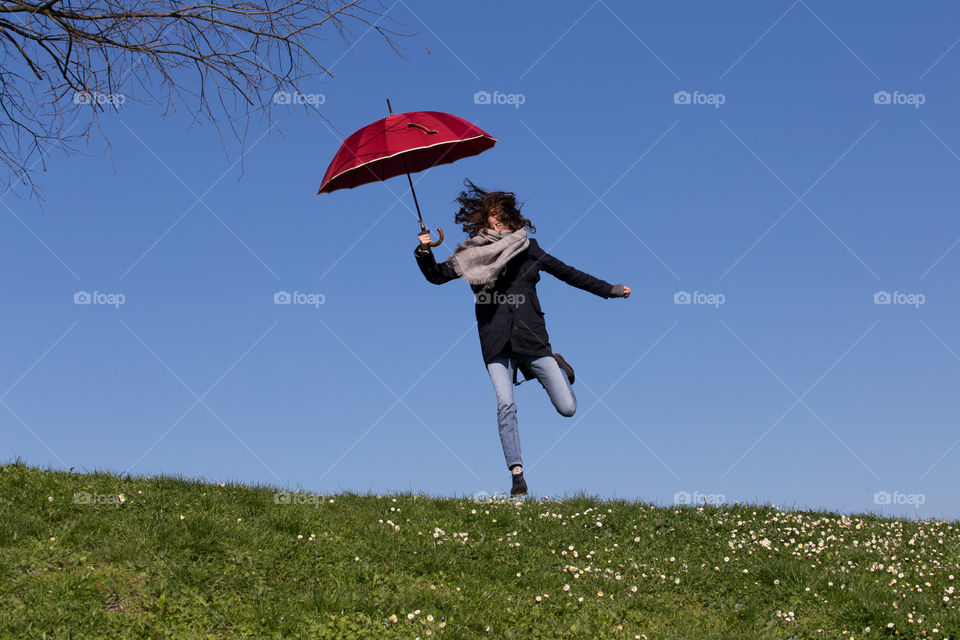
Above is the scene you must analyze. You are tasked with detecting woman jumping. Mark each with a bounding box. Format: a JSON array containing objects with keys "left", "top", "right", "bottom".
[{"left": 414, "top": 180, "right": 631, "bottom": 497}]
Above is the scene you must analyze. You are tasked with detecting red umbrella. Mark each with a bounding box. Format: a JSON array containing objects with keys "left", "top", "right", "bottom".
[{"left": 318, "top": 101, "right": 497, "bottom": 246}]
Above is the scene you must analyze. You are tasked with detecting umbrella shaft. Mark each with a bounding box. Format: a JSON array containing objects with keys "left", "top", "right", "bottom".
[
  {"left": 388, "top": 99, "right": 426, "bottom": 232},
  {"left": 405, "top": 170, "right": 426, "bottom": 231}
]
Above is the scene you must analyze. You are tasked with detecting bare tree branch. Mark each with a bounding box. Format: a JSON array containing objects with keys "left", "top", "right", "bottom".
[{"left": 0, "top": 0, "right": 414, "bottom": 198}]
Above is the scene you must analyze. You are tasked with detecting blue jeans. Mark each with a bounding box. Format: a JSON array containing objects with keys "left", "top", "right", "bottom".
[{"left": 486, "top": 351, "right": 577, "bottom": 470}]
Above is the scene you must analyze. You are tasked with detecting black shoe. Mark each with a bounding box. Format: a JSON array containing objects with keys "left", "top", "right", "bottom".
[
  {"left": 510, "top": 472, "right": 528, "bottom": 497},
  {"left": 553, "top": 353, "right": 575, "bottom": 385}
]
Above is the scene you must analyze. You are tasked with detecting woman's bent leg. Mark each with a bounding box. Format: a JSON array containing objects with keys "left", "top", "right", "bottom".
[
  {"left": 527, "top": 354, "right": 577, "bottom": 417},
  {"left": 487, "top": 354, "right": 522, "bottom": 470}
]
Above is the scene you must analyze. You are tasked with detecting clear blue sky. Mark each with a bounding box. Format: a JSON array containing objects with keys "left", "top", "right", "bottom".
[{"left": 3, "top": 1, "right": 959, "bottom": 520}]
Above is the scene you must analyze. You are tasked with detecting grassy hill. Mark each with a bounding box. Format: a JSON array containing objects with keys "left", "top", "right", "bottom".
[{"left": 1, "top": 462, "right": 958, "bottom": 639}]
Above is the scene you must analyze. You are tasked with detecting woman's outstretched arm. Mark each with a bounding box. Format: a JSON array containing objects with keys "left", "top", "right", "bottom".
[
  {"left": 414, "top": 234, "right": 458, "bottom": 285},
  {"left": 529, "top": 239, "right": 628, "bottom": 298}
]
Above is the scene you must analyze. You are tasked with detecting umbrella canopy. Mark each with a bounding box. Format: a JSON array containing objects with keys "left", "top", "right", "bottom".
[{"left": 318, "top": 111, "right": 497, "bottom": 194}]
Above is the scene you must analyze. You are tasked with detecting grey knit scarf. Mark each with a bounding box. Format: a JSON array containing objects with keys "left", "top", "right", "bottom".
[{"left": 449, "top": 227, "right": 530, "bottom": 290}]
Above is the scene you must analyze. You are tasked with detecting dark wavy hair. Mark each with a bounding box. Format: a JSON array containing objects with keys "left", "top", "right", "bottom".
[{"left": 454, "top": 179, "right": 536, "bottom": 237}]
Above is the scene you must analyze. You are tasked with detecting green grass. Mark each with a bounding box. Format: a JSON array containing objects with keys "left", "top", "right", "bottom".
[{"left": 1, "top": 462, "right": 958, "bottom": 639}]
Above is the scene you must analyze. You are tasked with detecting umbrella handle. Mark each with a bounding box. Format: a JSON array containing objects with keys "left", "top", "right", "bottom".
[{"left": 417, "top": 220, "right": 444, "bottom": 247}]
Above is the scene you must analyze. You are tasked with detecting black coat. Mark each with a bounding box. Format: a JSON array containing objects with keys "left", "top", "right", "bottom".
[{"left": 414, "top": 238, "right": 616, "bottom": 366}]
